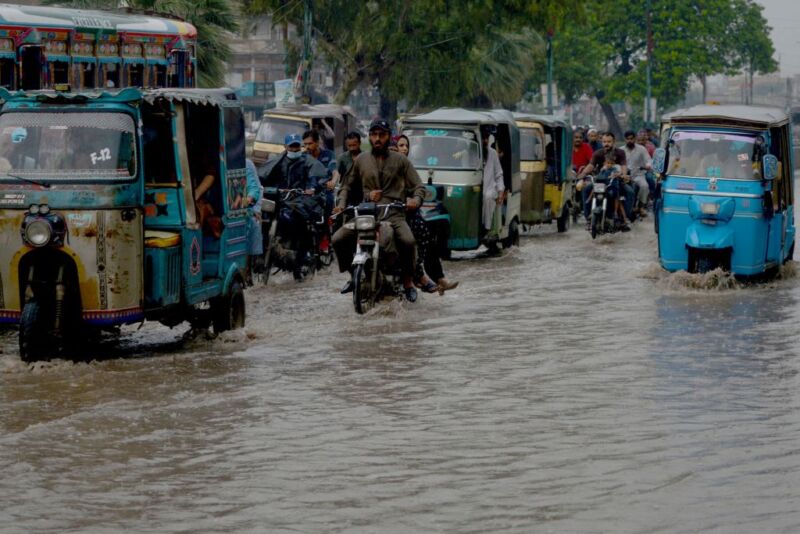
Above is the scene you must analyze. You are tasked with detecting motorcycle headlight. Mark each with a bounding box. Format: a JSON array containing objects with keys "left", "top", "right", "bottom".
[
  {"left": 25, "top": 219, "right": 52, "bottom": 247},
  {"left": 261, "top": 198, "right": 276, "bottom": 214},
  {"left": 355, "top": 215, "right": 376, "bottom": 231}
]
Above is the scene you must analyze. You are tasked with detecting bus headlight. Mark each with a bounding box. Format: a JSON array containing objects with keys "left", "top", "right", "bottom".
[{"left": 24, "top": 219, "right": 52, "bottom": 247}]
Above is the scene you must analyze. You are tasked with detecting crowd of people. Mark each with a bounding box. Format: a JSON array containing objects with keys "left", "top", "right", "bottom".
[
  {"left": 250, "top": 118, "right": 460, "bottom": 303},
  {"left": 573, "top": 126, "right": 660, "bottom": 232}
]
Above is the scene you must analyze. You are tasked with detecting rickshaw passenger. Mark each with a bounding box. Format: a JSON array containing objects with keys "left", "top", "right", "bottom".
[
  {"left": 481, "top": 129, "right": 506, "bottom": 241},
  {"left": 193, "top": 158, "right": 222, "bottom": 238}
]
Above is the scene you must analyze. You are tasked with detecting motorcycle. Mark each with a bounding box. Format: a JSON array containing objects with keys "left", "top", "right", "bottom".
[
  {"left": 587, "top": 175, "right": 626, "bottom": 239},
  {"left": 336, "top": 201, "right": 408, "bottom": 314},
  {"left": 252, "top": 187, "right": 331, "bottom": 284}
]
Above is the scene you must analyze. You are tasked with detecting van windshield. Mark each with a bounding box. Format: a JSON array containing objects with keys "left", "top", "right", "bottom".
[
  {"left": 0, "top": 112, "right": 136, "bottom": 180},
  {"left": 256, "top": 117, "right": 308, "bottom": 144},
  {"left": 667, "top": 130, "right": 764, "bottom": 180},
  {"left": 404, "top": 128, "right": 481, "bottom": 169}
]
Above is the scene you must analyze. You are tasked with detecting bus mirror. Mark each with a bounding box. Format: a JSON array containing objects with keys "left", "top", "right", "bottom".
[
  {"left": 652, "top": 148, "right": 666, "bottom": 174},
  {"left": 762, "top": 154, "right": 778, "bottom": 181}
]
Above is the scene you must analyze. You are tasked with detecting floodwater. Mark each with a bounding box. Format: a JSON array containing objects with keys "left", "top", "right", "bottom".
[{"left": 3, "top": 217, "right": 800, "bottom": 533}]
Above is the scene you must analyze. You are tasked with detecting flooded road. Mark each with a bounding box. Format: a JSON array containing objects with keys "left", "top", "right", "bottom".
[{"left": 3, "top": 218, "right": 800, "bottom": 533}]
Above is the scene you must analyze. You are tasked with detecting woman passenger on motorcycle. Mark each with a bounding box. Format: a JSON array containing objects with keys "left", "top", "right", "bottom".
[{"left": 398, "top": 134, "right": 459, "bottom": 295}]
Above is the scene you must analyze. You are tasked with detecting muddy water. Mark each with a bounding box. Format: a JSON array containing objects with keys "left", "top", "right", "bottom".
[{"left": 2, "top": 218, "right": 800, "bottom": 533}]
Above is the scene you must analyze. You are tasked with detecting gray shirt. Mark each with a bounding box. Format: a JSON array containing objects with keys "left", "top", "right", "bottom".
[{"left": 623, "top": 143, "right": 652, "bottom": 180}]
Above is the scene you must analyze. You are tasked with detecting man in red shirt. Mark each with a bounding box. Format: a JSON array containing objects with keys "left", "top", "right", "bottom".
[{"left": 572, "top": 129, "right": 594, "bottom": 173}]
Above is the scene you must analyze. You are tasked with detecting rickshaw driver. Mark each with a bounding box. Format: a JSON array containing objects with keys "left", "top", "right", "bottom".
[{"left": 333, "top": 118, "right": 425, "bottom": 302}]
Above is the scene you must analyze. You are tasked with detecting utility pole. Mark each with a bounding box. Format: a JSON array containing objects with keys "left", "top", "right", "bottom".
[
  {"left": 300, "top": 0, "right": 312, "bottom": 103},
  {"left": 546, "top": 28, "right": 554, "bottom": 115},
  {"left": 645, "top": 0, "right": 653, "bottom": 126}
]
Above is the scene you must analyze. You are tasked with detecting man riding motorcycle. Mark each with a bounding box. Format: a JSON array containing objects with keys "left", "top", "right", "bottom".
[
  {"left": 333, "top": 118, "right": 426, "bottom": 302},
  {"left": 258, "top": 133, "right": 328, "bottom": 280}
]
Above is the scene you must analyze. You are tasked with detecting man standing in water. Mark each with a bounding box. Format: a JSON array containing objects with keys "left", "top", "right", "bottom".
[
  {"left": 481, "top": 127, "right": 506, "bottom": 252},
  {"left": 333, "top": 119, "right": 425, "bottom": 302}
]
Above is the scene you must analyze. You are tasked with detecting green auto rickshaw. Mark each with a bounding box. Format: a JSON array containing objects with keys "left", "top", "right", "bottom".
[{"left": 402, "top": 108, "right": 522, "bottom": 254}]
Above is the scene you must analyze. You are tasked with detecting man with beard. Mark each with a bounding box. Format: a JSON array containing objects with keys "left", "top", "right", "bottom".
[{"left": 332, "top": 119, "right": 425, "bottom": 302}]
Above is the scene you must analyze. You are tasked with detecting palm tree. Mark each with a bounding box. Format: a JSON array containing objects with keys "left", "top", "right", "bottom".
[{"left": 44, "top": 0, "right": 238, "bottom": 87}]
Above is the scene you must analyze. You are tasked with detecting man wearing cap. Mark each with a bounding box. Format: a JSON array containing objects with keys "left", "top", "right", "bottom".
[
  {"left": 333, "top": 118, "right": 426, "bottom": 302},
  {"left": 258, "top": 133, "right": 328, "bottom": 280}
]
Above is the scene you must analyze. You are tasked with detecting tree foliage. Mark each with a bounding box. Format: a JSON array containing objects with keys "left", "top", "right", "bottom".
[
  {"left": 533, "top": 0, "right": 777, "bottom": 133},
  {"left": 44, "top": 0, "right": 238, "bottom": 87},
  {"left": 244, "top": 0, "right": 583, "bottom": 115}
]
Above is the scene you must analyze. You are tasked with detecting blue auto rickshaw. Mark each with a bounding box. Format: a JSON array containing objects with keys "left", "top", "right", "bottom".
[
  {"left": 0, "top": 87, "right": 249, "bottom": 361},
  {"left": 653, "top": 105, "right": 795, "bottom": 275}
]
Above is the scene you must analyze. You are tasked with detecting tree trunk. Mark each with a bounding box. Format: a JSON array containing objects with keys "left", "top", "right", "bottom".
[
  {"left": 700, "top": 74, "right": 707, "bottom": 103},
  {"left": 599, "top": 100, "right": 623, "bottom": 140},
  {"left": 333, "top": 67, "right": 361, "bottom": 105},
  {"left": 379, "top": 92, "right": 397, "bottom": 123}
]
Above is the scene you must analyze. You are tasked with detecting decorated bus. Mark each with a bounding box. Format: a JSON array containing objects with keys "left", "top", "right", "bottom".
[{"left": 0, "top": 3, "right": 196, "bottom": 90}]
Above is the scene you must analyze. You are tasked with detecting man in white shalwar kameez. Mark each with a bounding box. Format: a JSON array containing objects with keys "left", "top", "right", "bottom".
[{"left": 482, "top": 134, "right": 506, "bottom": 235}]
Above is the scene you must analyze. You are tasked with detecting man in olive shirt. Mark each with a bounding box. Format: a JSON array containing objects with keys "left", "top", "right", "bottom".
[{"left": 333, "top": 119, "right": 426, "bottom": 301}]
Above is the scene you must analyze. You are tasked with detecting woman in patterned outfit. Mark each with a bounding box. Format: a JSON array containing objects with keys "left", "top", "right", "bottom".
[{"left": 396, "top": 135, "right": 459, "bottom": 295}]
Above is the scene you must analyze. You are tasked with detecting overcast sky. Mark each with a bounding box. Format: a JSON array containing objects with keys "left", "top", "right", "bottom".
[{"left": 758, "top": 0, "right": 800, "bottom": 76}]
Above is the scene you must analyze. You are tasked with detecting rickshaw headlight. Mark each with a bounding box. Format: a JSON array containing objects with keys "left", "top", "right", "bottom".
[
  {"left": 355, "top": 215, "right": 376, "bottom": 231},
  {"left": 701, "top": 202, "right": 720, "bottom": 215},
  {"left": 25, "top": 220, "right": 52, "bottom": 247}
]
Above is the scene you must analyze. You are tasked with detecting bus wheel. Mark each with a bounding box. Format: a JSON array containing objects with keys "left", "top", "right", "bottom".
[
  {"left": 212, "top": 279, "right": 246, "bottom": 333},
  {"left": 19, "top": 300, "right": 55, "bottom": 363}
]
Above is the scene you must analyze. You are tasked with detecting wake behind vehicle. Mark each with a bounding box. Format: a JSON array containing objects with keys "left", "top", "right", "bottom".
[
  {"left": 402, "top": 108, "right": 522, "bottom": 255},
  {"left": 654, "top": 105, "right": 794, "bottom": 275},
  {"left": 0, "top": 87, "right": 249, "bottom": 361},
  {"left": 252, "top": 104, "right": 358, "bottom": 165},
  {"left": 513, "top": 113, "right": 574, "bottom": 232}
]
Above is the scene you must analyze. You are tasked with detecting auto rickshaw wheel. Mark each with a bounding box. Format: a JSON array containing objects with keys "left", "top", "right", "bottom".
[
  {"left": 501, "top": 219, "right": 520, "bottom": 249},
  {"left": 556, "top": 204, "right": 570, "bottom": 233},
  {"left": 212, "top": 279, "right": 246, "bottom": 333},
  {"left": 19, "top": 300, "right": 55, "bottom": 363}
]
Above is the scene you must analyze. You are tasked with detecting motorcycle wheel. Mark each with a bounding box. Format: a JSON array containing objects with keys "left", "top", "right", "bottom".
[
  {"left": 352, "top": 264, "right": 374, "bottom": 315},
  {"left": 590, "top": 212, "right": 600, "bottom": 240}
]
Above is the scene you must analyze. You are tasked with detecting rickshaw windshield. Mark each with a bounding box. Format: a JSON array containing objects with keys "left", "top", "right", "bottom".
[
  {"left": 0, "top": 112, "right": 136, "bottom": 180},
  {"left": 519, "top": 127, "right": 544, "bottom": 161},
  {"left": 667, "top": 130, "right": 764, "bottom": 180},
  {"left": 256, "top": 117, "right": 308, "bottom": 144},
  {"left": 404, "top": 128, "right": 481, "bottom": 169}
]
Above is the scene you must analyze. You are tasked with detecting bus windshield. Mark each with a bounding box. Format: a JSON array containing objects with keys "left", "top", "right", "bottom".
[
  {"left": 404, "top": 128, "right": 481, "bottom": 169},
  {"left": 256, "top": 117, "right": 309, "bottom": 144},
  {"left": 0, "top": 112, "right": 136, "bottom": 180},
  {"left": 667, "top": 130, "right": 764, "bottom": 180}
]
